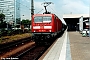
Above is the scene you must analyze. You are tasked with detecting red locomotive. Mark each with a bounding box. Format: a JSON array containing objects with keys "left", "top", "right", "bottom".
[{"left": 31, "top": 14, "right": 65, "bottom": 44}]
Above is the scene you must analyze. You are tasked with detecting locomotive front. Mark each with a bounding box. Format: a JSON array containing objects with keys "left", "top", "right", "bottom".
[
  {"left": 32, "top": 14, "right": 53, "bottom": 33},
  {"left": 31, "top": 14, "right": 55, "bottom": 43}
]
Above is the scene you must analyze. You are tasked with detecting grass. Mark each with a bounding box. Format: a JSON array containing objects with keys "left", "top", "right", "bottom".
[{"left": 0, "top": 33, "right": 32, "bottom": 44}]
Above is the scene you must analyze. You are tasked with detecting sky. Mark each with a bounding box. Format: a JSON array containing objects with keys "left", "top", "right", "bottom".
[{"left": 20, "top": 0, "right": 89, "bottom": 23}]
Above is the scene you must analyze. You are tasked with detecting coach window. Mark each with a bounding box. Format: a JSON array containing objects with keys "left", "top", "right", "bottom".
[
  {"left": 34, "top": 17, "right": 42, "bottom": 23},
  {"left": 43, "top": 16, "right": 51, "bottom": 22}
]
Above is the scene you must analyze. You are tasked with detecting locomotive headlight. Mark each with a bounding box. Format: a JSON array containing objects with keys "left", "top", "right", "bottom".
[
  {"left": 34, "top": 30, "right": 36, "bottom": 32},
  {"left": 49, "top": 30, "right": 51, "bottom": 32}
]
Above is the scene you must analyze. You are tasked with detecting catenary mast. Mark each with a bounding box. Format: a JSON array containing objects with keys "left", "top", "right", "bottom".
[{"left": 31, "top": 0, "right": 34, "bottom": 20}]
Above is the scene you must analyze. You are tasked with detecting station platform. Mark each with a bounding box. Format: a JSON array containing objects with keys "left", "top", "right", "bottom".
[
  {"left": 39, "top": 30, "right": 90, "bottom": 60},
  {"left": 69, "top": 32, "right": 90, "bottom": 60}
]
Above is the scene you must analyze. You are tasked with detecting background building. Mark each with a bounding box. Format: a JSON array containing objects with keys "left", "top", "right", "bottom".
[{"left": 0, "top": 0, "right": 21, "bottom": 27}]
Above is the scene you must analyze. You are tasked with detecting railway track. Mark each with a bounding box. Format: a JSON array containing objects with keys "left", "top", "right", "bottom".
[
  {"left": 0, "top": 37, "right": 50, "bottom": 60},
  {"left": 0, "top": 37, "right": 35, "bottom": 59},
  {"left": 0, "top": 41, "right": 49, "bottom": 60},
  {"left": 15, "top": 45, "right": 49, "bottom": 60},
  {"left": 13, "top": 38, "right": 57, "bottom": 60},
  {"left": 0, "top": 37, "right": 32, "bottom": 54},
  {"left": 0, "top": 41, "right": 35, "bottom": 59}
]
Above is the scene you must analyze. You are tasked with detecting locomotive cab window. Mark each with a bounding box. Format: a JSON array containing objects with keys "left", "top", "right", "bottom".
[
  {"left": 34, "top": 16, "right": 51, "bottom": 23},
  {"left": 34, "top": 17, "right": 42, "bottom": 23},
  {"left": 43, "top": 16, "right": 51, "bottom": 23}
]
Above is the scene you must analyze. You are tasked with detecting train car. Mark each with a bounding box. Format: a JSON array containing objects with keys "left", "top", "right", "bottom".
[{"left": 31, "top": 14, "right": 64, "bottom": 44}]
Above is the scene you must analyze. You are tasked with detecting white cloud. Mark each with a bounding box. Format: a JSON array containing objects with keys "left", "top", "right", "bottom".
[
  {"left": 47, "top": 4, "right": 55, "bottom": 13},
  {"left": 62, "top": 0, "right": 89, "bottom": 14},
  {"left": 34, "top": 1, "right": 44, "bottom": 14}
]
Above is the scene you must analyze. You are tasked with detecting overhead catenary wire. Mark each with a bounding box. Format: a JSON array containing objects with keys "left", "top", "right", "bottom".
[
  {"left": 15, "top": 0, "right": 31, "bottom": 12},
  {"left": 43, "top": 0, "right": 56, "bottom": 13},
  {"left": 43, "top": 0, "right": 63, "bottom": 16},
  {"left": 36, "top": 9, "right": 44, "bottom": 14},
  {"left": 15, "top": 0, "right": 31, "bottom": 19}
]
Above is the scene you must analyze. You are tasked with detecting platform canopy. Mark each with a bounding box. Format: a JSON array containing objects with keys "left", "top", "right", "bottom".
[{"left": 63, "top": 14, "right": 89, "bottom": 18}]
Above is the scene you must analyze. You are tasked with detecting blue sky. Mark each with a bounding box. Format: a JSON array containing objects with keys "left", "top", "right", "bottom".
[{"left": 21, "top": 0, "right": 89, "bottom": 21}]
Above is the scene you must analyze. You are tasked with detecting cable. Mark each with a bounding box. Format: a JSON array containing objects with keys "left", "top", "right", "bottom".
[
  {"left": 44, "top": 0, "right": 55, "bottom": 13},
  {"left": 15, "top": 0, "right": 31, "bottom": 12},
  {"left": 15, "top": 1, "right": 30, "bottom": 18},
  {"left": 43, "top": 0, "right": 62, "bottom": 16},
  {"left": 16, "top": 0, "right": 30, "bottom": 9},
  {"left": 36, "top": 9, "right": 44, "bottom": 14}
]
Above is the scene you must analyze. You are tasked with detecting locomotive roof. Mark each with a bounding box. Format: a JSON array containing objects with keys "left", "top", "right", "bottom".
[{"left": 33, "top": 14, "right": 55, "bottom": 16}]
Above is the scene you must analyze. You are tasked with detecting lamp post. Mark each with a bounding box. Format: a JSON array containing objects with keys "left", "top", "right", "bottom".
[
  {"left": 89, "top": 15, "right": 90, "bottom": 37},
  {"left": 88, "top": 2, "right": 90, "bottom": 37}
]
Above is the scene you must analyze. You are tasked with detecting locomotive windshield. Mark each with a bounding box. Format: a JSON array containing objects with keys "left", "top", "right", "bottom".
[
  {"left": 34, "top": 16, "right": 51, "bottom": 23},
  {"left": 43, "top": 16, "right": 51, "bottom": 22},
  {"left": 34, "top": 17, "right": 42, "bottom": 23}
]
